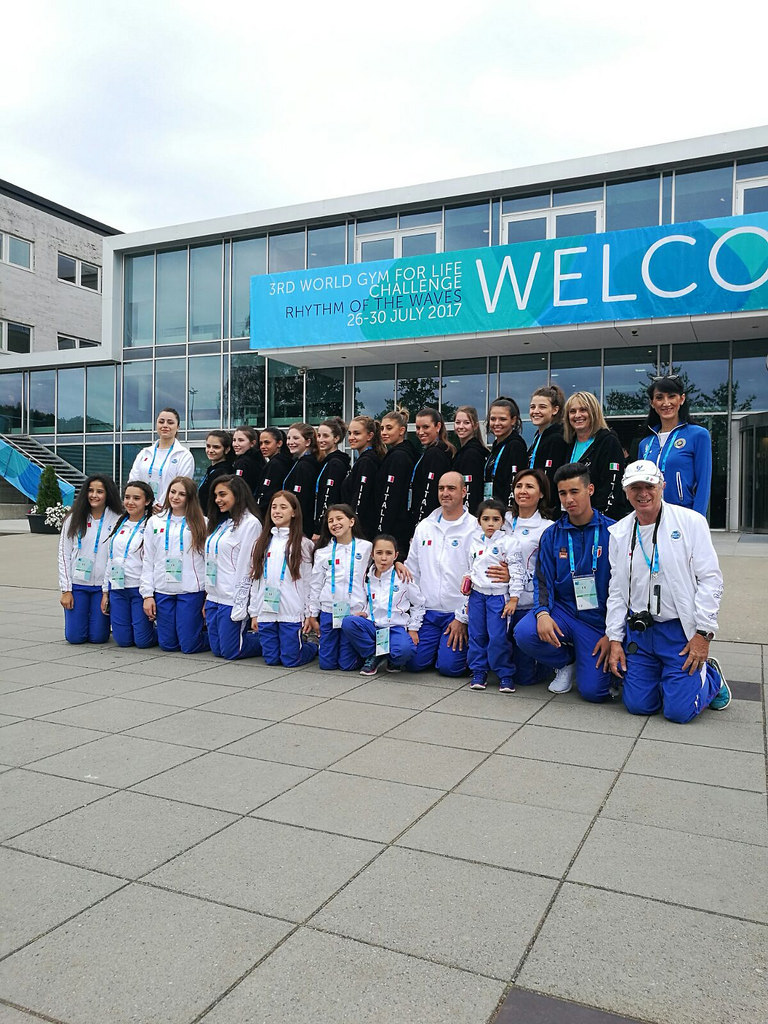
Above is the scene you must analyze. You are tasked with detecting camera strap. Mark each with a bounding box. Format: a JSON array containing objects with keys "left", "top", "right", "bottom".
[{"left": 627, "top": 507, "right": 662, "bottom": 616}]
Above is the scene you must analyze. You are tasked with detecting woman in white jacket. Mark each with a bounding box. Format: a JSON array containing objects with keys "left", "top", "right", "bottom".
[
  {"left": 204, "top": 475, "right": 262, "bottom": 660},
  {"left": 101, "top": 480, "right": 156, "bottom": 648},
  {"left": 129, "top": 407, "right": 195, "bottom": 509},
  {"left": 140, "top": 475, "right": 209, "bottom": 653}
]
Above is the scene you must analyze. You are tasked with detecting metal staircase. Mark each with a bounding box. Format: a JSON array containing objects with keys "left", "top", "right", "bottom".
[{"left": 0, "top": 434, "right": 85, "bottom": 505}]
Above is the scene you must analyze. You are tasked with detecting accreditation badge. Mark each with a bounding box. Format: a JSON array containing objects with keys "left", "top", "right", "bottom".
[
  {"left": 165, "top": 556, "right": 183, "bottom": 583},
  {"left": 263, "top": 584, "right": 281, "bottom": 613},
  {"left": 332, "top": 599, "right": 350, "bottom": 629},
  {"left": 483, "top": 482, "right": 493, "bottom": 500},
  {"left": 375, "top": 626, "right": 390, "bottom": 657},
  {"left": 74, "top": 556, "right": 94, "bottom": 583},
  {"left": 205, "top": 558, "right": 218, "bottom": 586},
  {"left": 573, "top": 575, "right": 598, "bottom": 611},
  {"left": 110, "top": 565, "right": 126, "bottom": 590}
]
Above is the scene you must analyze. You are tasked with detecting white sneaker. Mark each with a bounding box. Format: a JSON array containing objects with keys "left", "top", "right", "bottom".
[{"left": 548, "top": 661, "right": 576, "bottom": 694}]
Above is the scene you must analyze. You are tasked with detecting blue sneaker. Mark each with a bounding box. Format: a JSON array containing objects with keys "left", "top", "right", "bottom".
[
  {"left": 469, "top": 675, "right": 487, "bottom": 690},
  {"left": 708, "top": 657, "right": 731, "bottom": 710},
  {"left": 359, "top": 656, "right": 380, "bottom": 677},
  {"left": 499, "top": 680, "right": 516, "bottom": 693}
]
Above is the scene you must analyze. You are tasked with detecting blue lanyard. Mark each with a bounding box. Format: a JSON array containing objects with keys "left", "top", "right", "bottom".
[
  {"left": 147, "top": 442, "right": 175, "bottom": 480},
  {"left": 408, "top": 452, "right": 427, "bottom": 508},
  {"left": 315, "top": 461, "right": 330, "bottom": 495},
  {"left": 110, "top": 518, "right": 144, "bottom": 561},
  {"left": 528, "top": 434, "right": 542, "bottom": 468},
  {"left": 634, "top": 521, "right": 660, "bottom": 574},
  {"left": 206, "top": 520, "right": 232, "bottom": 556},
  {"left": 284, "top": 451, "right": 309, "bottom": 486},
  {"left": 509, "top": 515, "right": 518, "bottom": 533},
  {"left": 643, "top": 428, "right": 681, "bottom": 474},
  {"left": 485, "top": 442, "right": 507, "bottom": 480},
  {"left": 264, "top": 537, "right": 288, "bottom": 583},
  {"left": 331, "top": 538, "right": 356, "bottom": 597},
  {"left": 367, "top": 569, "right": 396, "bottom": 625},
  {"left": 78, "top": 513, "right": 105, "bottom": 554},
  {"left": 165, "top": 512, "right": 185, "bottom": 555},
  {"left": 566, "top": 525, "right": 600, "bottom": 576}
]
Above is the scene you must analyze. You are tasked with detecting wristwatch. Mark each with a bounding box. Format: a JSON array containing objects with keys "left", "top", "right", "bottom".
[{"left": 696, "top": 629, "right": 715, "bottom": 641}]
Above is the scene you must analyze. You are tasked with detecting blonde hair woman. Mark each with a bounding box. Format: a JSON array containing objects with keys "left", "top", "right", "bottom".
[{"left": 562, "top": 391, "right": 628, "bottom": 518}]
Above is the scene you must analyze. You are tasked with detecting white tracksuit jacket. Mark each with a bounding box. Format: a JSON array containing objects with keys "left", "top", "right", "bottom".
[
  {"left": 309, "top": 538, "right": 373, "bottom": 617},
  {"left": 140, "top": 513, "right": 207, "bottom": 597},
  {"left": 58, "top": 509, "right": 121, "bottom": 591}
]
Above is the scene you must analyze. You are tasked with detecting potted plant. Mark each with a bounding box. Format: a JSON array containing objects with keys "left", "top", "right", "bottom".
[{"left": 28, "top": 466, "right": 71, "bottom": 534}]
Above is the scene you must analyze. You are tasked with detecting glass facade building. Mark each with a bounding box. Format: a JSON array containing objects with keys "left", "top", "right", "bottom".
[{"left": 3, "top": 128, "right": 768, "bottom": 529}]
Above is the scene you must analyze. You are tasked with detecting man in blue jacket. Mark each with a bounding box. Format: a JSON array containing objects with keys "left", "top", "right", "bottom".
[{"left": 514, "top": 463, "right": 614, "bottom": 700}]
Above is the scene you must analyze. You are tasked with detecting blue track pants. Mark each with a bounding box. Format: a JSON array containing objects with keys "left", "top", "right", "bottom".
[
  {"left": 64, "top": 584, "right": 111, "bottom": 645},
  {"left": 340, "top": 616, "right": 415, "bottom": 666},
  {"left": 507, "top": 607, "right": 553, "bottom": 686},
  {"left": 514, "top": 603, "right": 611, "bottom": 702},
  {"left": 108, "top": 587, "right": 157, "bottom": 649},
  {"left": 257, "top": 621, "right": 317, "bottom": 667},
  {"left": 318, "top": 611, "right": 361, "bottom": 671},
  {"left": 406, "top": 610, "right": 468, "bottom": 677},
  {"left": 154, "top": 591, "right": 210, "bottom": 654},
  {"left": 467, "top": 591, "right": 514, "bottom": 680},
  {"left": 205, "top": 600, "right": 262, "bottom": 660}
]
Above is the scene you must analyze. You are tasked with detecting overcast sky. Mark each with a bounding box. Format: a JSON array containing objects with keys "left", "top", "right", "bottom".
[{"left": 3, "top": 0, "right": 767, "bottom": 234}]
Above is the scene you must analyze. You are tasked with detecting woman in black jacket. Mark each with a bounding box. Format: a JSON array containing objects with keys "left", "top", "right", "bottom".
[
  {"left": 484, "top": 396, "right": 528, "bottom": 507},
  {"left": 527, "top": 384, "right": 569, "bottom": 502},
  {"left": 198, "top": 431, "right": 234, "bottom": 514},
  {"left": 410, "top": 406, "right": 454, "bottom": 526},
  {"left": 231, "top": 426, "right": 264, "bottom": 495},
  {"left": 255, "top": 427, "right": 293, "bottom": 519},
  {"left": 341, "top": 415, "right": 385, "bottom": 540},
  {"left": 375, "top": 407, "right": 417, "bottom": 557},
  {"left": 562, "top": 391, "right": 629, "bottom": 519},
  {"left": 313, "top": 416, "right": 351, "bottom": 538},
  {"left": 451, "top": 405, "right": 488, "bottom": 515},
  {"left": 283, "top": 422, "right": 320, "bottom": 537}
]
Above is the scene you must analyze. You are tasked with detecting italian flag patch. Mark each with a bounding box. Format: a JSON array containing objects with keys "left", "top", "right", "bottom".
[{"left": 609, "top": 463, "right": 619, "bottom": 471}]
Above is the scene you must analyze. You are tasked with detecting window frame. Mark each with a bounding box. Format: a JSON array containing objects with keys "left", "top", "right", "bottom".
[
  {"left": 354, "top": 224, "right": 444, "bottom": 262},
  {"left": 57, "top": 334, "right": 101, "bottom": 351},
  {"left": 735, "top": 174, "right": 768, "bottom": 215},
  {"left": 502, "top": 201, "right": 605, "bottom": 243},
  {"left": 0, "top": 232, "right": 34, "bottom": 271},
  {"left": 57, "top": 252, "right": 102, "bottom": 292},
  {"left": 0, "top": 320, "right": 33, "bottom": 353}
]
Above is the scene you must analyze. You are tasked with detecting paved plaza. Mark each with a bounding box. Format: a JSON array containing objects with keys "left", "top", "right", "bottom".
[{"left": 0, "top": 532, "right": 766, "bottom": 1024}]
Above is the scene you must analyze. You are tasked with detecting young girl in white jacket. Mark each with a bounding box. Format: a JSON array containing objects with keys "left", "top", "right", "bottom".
[
  {"left": 101, "top": 480, "right": 156, "bottom": 648},
  {"left": 244, "top": 490, "right": 317, "bottom": 667}
]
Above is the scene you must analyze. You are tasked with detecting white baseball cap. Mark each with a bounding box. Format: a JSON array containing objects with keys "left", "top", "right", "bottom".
[{"left": 622, "top": 460, "right": 664, "bottom": 488}]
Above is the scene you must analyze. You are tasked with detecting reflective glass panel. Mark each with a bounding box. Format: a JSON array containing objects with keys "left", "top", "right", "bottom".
[
  {"left": 124, "top": 253, "right": 154, "bottom": 347},
  {"left": 693, "top": 414, "right": 727, "bottom": 527},
  {"left": 269, "top": 231, "right": 305, "bottom": 273},
  {"left": 307, "top": 225, "right": 346, "bottom": 269},
  {"left": 498, "top": 352, "right": 549, "bottom": 419},
  {"left": 123, "top": 362, "right": 153, "bottom": 430},
  {"left": 743, "top": 185, "right": 768, "bottom": 214},
  {"left": 444, "top": 202, "right": 490, "bottom": 251},
  {"left": 8, "top": 236, "right": 31, "bottom": 268},
  {"left": 553, "top": 185, "right": 603, "bottom": 206},
  {"left": 399, "top": 209, "right": 442, "bottom": 228},
  {"left": 307, "top": 366, "right": 344, "bottom": 421},
  {"left": 603, "top": 346, "right": 658, "bottom": 415},
  {"left": 223, "top": 240, "right": 230, "bottom": 338},
  {"left": 732, "top": 339, "right": 768, "bottom": 411},
  {"left": 357, "top": 216, "right": 397, "bottom": 235},
  {"left": 229, "top": 352, "right": 265, "bottom": 426},
  {"left": 121, "top": 444, "right": 143, "bottom": 487},
  {"left": 80, "top": 262, "right": 99, "bottom": 290},
  {"left": 360, "top": 238, "right": 394, "bottom": 262},
  {"left": 57, "top": 444, "right": 83, "bottom": 471},
  {"left": 736, "top": 158, "right": 768, "bottom": 180},
  {"left": 555, "top": 210, "right": 597, "bottom": 237},
  {"left": 191, "top": 447, "right": 209, "bottom": 485},
  {"left": 188, "top": 356, "right": 222, "bottom": 429},
  {"left": 268, "top": 359, "right": 303, "bottom": 426},
  {"left": 662, "top": 173, "right": 672, "bottom": 224},
  {"left": 156, "top": 249, "right": 187, "bottom": 344},
  {"left": 674, "top": 166, "right": 732, "bottom": 222},
  {"left": 506, "top": 217, "right": 547, "bottom": 244},
  {"left": 57, "top": 337, "right": 77, "bottom": 350},
  {"left": 58, "top": 253, "right": 76, "bottom": 283},
  {"left": 189, "top": 243, "right": 222, "bottom": 341},
  {"left": 441, "top": 358, "right": 487, "bottom": 420},
  {"left": 0, "top": 372, "right": 23, "bottom": 432},
  {"left": 606, "top": 177, "right": 660, "bottom": 231},
  {"left": 155, "top": 358, "right": 187, "bottom": 426},
  {"left": 30, "top": 370, "right": 55, "bottom": 434},
  {"left": 354, "top": 364, "right": 395, "bottom": 419},
  {"left": 232, "top": 236, "right": 266, "bottom": 338},
  {"left": 57, "top": 367, "right": 84, "bottom": 432},
  {"left": 549, "top": 349, "right": 601, "bottom": 399},
  {"left": 86, "top": 365, "right": 115, "bottom": 432},
  {"left": 7, "top": 324, "right": 31, "bottom": 353},
  {"left": 669, "top": 342, "right": 729, "bottom": 412},
  {"left": 397, "top": 360, "right": 439, "bottom": 411},
  {"left": 502, "top": 194, "right": 549, "bottom": 214},
  {"left": 85, "top": 445, "right": 113, "bottom": 477},
  {"left": 401, "top": 232, "right": 438, "bottom": 258}
]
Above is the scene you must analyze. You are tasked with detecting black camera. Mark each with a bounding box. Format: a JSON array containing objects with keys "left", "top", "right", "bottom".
[{"left": 627, "top": 610, "right": 654, "bottom": 632}]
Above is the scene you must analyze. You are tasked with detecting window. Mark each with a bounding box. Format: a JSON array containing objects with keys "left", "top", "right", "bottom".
[
  {"left": 57, "top": 334, "right": 101, "bottom": 350},
  {"left": 0, "top": 232, "right": 33, "bottom": 270},
  {"left": 355, "top": 224, "right": 443, "bottom": 262},
  {"left": 1, "top": 321, "right": 32, "bottom": 353},
  {"left": 735, "top": 174, "right": 768, "bottom": 215},
  {"left": 673, "top": 166, "right": 733, "bottom": 223},
  {"left": 503, "top": 200, "right": 604, "bottom": 243},
  {"left": 58, "top": 253, "right": 101, "bottom": 291}
]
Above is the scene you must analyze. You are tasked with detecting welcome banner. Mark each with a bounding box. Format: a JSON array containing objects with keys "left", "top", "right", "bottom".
[{"left": 250, "top": 213, "right": 768, "bottom": 350}]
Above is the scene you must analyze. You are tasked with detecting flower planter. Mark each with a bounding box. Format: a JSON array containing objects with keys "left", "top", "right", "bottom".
[{"left": 28, "top": 513, "right": 60, "bottom": 535}]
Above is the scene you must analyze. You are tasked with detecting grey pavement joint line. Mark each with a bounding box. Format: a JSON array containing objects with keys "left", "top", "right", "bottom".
[{"left": 0, "top": 1000, "right": 69, "bottom": 1024}]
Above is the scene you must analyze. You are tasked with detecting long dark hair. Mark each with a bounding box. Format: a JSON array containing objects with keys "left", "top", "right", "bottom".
[
  {"left": 314, "top": 503, "right": 369, "bottom": 555},
  {"left": 349, "top": 415, "right": 387, "bottom": 459},
  {"left": 66, "top": 474, "right": 122, "bottom": 540},
  {"left": 251, "top": 490, "right": 307, "bottom": 582},
  {"left": 206, "top": 475, "right": 259, "bottom": 533},
  {"left": 415, "top": 406, "right": 456, "bottom": 457},
  {"left": 288, "top": 422, "right": 318, "bottom": 457},
  {"left": 531, "top": 384, "right": 566, "bottom": 423},
  {"left": 159, "top": 475, "right": 207, "bottom": 553},
  {"left": 508, "top": 468, "right": 554, "bottom": 520},
  {"left": 110, "top": 479, "right": 154, "bottom": 537},
  {"left": 487, "top": 396, "right": 522, "bottom": 435},
  {"left": 646, "top": 375, "right": 690, "bottom": 429}
]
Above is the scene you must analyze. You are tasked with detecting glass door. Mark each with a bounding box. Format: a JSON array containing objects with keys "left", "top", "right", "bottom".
[{"left": 739, "top": 414, "right": 768, "bottom": 532}]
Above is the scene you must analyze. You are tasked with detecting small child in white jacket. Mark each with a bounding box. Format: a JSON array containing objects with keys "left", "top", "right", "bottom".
[{"left": 463, "top": 499, "right": 525, "bottom": 691}]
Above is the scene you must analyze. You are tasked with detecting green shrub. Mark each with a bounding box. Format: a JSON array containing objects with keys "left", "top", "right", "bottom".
[{"left": 36, "top": 465, "right": 63, "bottom": 510}]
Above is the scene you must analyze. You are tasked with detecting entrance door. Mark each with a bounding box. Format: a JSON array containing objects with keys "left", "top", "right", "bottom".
[{"left": 739, "top": 414, "right": 768, "bottom": 532}]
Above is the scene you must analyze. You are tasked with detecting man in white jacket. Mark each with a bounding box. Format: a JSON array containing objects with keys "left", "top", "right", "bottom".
[{"left": 606, "top": 460, "right": 730, "bottom": 723}]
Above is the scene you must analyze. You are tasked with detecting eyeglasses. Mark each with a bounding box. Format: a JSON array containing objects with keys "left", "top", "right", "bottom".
[{"left": 651, "top": 374, "right": 681, "bottom": 382}]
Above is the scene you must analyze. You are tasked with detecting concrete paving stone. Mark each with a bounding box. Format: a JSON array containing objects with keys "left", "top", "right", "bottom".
[
  {"left": 133, "top": 751, "right": 313, "bottom": 814},
  {"left": 524, "top": 697, "right": 648, "bottom": 737},
  {"left": 0, "top": 642, "right": 80, "bottom": 663},
  {"left": 254, "top": 670, "right": 368, "bottom": 698},
  {"left": 0, "top": 720, "right": 106, "bottom": 767},
  {"left": 147, "top": 816, "right": 382, "bottom": 920},
  {"left": 0, "top": 847, "right": 125, "bottom": 957},
  {"left": 0, "top": 686, "right": 98, "bottom": 718},
  {"left": 331, "top": 737, "right": 487, "bottom": 789},
  {"left": 0, "top": 678, "right": 38, "bottom": 695},
  {"left": 200, "top": 927, "right": 505, "bottom": 1024},
  {"left": 1, "top": 660, "right": 100, "bottom": 687},
  {"left": 0, "top": 768, "right": 112, "bottom": 841},
  {"left": 456, "top": 755, "right": 617, "bottom": 816},
  {"left": 0, "top": 656, "right": 34, "bottom": 673},
  {"left": 220, "top": 722, "right": 373, "bottom": 768},
  {"left": 0, "top": 715, "right": 22, "bottom": 727},
  {"left": 398, "top": 792, "right": 592, "bottom": 877},
  {"left": 8, "top": 790, "right": 236, "bottom": 878},
  {"left": 0, "top": 637, "right": 40, "bottom": 654},
  {"left": 122, "top": 677, "right": 246, "bottom": 707},
  {"left": 570, "top": 818, "right": 768, "bottom": 922},
  {"left": 183, "top": 661, "right": 295, "bottom": 687},
  {"left": 200, "top": 687, "right": 326, "bottom": 721},
  {"left": 640, "top": 700, "right": 765, "bottom": 753},
  {"left": 386, "top": 709, "right": 520, "bottom": 751},
  {"left": 517, "top": 884, "right": 768, "bottom": 1024},
  {"left": 0, "top": 1005, "right": 48, "bottom": 1023},
  {"left": 46, "top": 669, "right": 177, "bottom": 697},
  {"left": 624, "top": 738, "right": 766, "bottom": 792},
  {"left": 718, "top": 658, "right": 764, "bottom": 684},
  {"left": 121, "top": 653, "right": 220, "bottom": 678},
  {"left": 314, "top": 846, "right": 557, "bottom": 979},
  {"left": 497, "top": 724, "right": 635, "bottom": 770},
  {"left": 333, "top": 680, "right": 450, "bottom": 711},
  {"left": 0, "top": 884, "right": 293, "bottom": 1024},
  {"left": 254, "top": 770, "right": 442, "bottom": 842},
  {"left": 402, "top": 669, "right": 468, "bottom": 689},
  {"left": 601, "top": 773, "right": 768, "bottom": 846},
  {"left": 40, "top": 696, "right": 182, "bottom": 733},
  {"left": 429, "top": 687, "right": 547, "bottom": 723},
  {"left": 287, "top": 698, "right": 417, "bottom": 736},
  {"left": 49, "top": 646, "right": 163, "bottom": 669},
  {"left": 29, "top": 733, "right": 202, "bottom": 787},
  {"left": 126, "top": 708, "right": 272, "bottom": 749}
]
